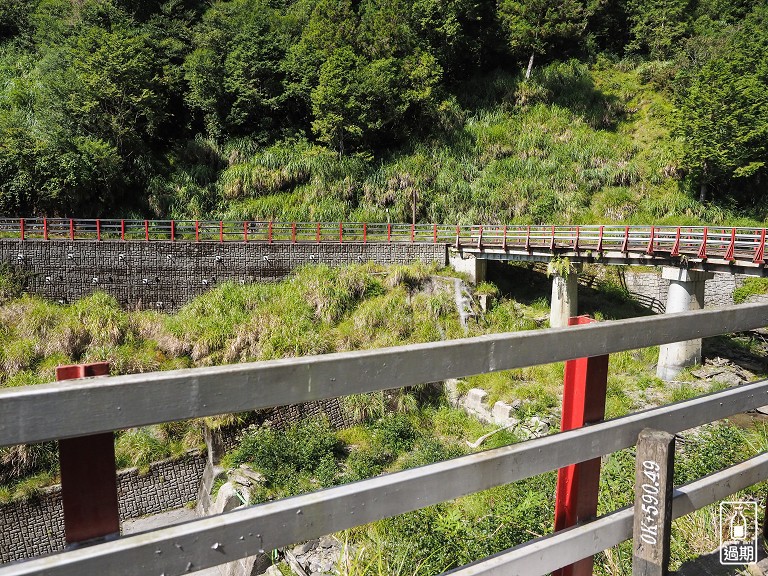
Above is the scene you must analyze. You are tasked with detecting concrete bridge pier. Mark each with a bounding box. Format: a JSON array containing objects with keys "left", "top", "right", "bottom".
[
  {"left": 448, "top": 251, "right": 487, "bottom": 284},
  {"left": 656, "top": 267, "right": 714, "bottom": 381},
  {"left": 550, "top": 266, "right": 581, "bottom": 328}
]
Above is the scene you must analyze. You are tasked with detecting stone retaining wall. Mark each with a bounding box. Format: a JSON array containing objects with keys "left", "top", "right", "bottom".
[
  {"left": 622, "top": 269, "right": 768, "bottom": 312},
  {"left": 1, "top": 240, "right": 447, "bottom": 311},
  {"left": 0, "top": 452, "right": 206, "bottom": 564}
]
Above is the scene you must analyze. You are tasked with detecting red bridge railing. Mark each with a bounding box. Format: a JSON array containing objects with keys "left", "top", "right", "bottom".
[{"left": 1, "top": 219, "right": 766, "bottom": 264}]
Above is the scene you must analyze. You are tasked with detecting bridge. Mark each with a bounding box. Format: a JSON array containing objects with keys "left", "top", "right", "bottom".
[
  {"left": 2, "top": 218, "right": 767, "bottom": 379},
  {"left": 1, "top": 303, "right": 768, "bottom": 575}
]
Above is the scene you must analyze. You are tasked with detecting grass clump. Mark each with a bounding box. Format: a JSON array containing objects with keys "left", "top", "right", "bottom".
[{"left": 733, "top": 277, "right": 768, "bottom": 304}]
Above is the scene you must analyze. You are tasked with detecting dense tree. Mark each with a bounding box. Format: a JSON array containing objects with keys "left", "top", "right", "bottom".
[
  {"left": 626, "top": 0, "right": 691, "bottom": 59},
  {"left": 498, "top": 0, "right": 591, "bottom": 78},
  {"left": 676, "top": 5, "right": 768, "bottom": 204}
]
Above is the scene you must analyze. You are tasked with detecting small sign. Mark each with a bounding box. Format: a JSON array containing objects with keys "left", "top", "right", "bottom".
[{"left": 720, "top": 501, "right": 758, "bottom": 565}]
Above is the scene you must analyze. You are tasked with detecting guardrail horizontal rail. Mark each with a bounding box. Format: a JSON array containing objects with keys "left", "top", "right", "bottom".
[
  {"left": 3, "top": 377, "right": 767, "bottom": 576},
  {"left": 446, "top": 451, "right": 768, "bottom": 576},
  {"left": 2, "top": 302, "right": 768, "bottom": 447}
]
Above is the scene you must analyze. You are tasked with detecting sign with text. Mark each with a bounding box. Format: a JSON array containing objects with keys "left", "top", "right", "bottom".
[{"left": 720, "top": 501, "right": 758, "bottom": 566}]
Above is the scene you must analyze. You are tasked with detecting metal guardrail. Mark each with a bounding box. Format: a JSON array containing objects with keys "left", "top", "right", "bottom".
[
  {"left": 0, "top": 219, "right": 766, "bottom": 265},
  {"left": 1, "top": 303, "right": 768, "bottom": 575}
]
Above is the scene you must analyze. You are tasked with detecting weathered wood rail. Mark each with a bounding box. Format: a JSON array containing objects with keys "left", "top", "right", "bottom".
[{"left": 1, "top": 302, "right": 768, "bottom": 575}]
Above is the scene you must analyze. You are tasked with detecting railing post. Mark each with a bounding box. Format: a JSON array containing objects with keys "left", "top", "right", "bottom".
[
  {"left": 724, "top": 227, "right": 736, "bottom": 261},
  {"left": 96, "top": 219, "right": 101, "bottom": 241},
  {"left": 291, "top": 222, "right": 297, "bottom": 243},
  {"left": 19, "top": 218, "right": 24, "bottom": 241},
  {"left": 195, "top": 220, "right": 199, "bottom": 243},
  {"left": 43, "top": 217, "right": 48, "bottom": 241},
  {"left": 387, "top": 223, "right": 391, "bottom": 243},
  {"left": 70, "top": 218, "right": 75, "bottom": 241},
  {"left": 243, "top": 221, "right": 248, "bottom": 243},
  {"left": 363, "top": 223, "right": 367, "bottom": 244},
  {"left": 120, "top": 219, "right": 125, "bottom": 241},
  {"left": 219, "top": 221, "right": 223, "bottom": 243},
  {"left": 632, "top": 429, "right": 675, "bottom": 576},
  {"left": 170, "top": 220, "right": 175, "bottom": 242},
  {"left": 56, "top": 362, "right": 119, "bottom": 545},
  {"left": 144, "top": 220, "right": 149, "bottom": 241},
  {"left": 597, "top": 225, "right": 604, "bottom": 252},
  {"left": 646, "top": 226, "right": 655, "bottom": 255},
  {"left": 697, "top": 227, "right": 708, "bottom": 260},
  {"left": 411, "top": 223, "right": 415, "bottom": 243},
  {"left": 339, "top": 221, "right": 343, "bottom": 244},
  {"left": 553, "top": 315, "right": 609, "bottom": 576},
  {"left": 268, "top": 221, "right": 273, "bottom": 244},
  {"left": 316, "top": 222, "right": 321, "bottom": 243},
  {"left": 433, "top": 223, "right": 438, "bottom": 244},
  {"left": 754, "top": 228, "right": 766, "bottom": 264},
  {"left": 670, "top": 227, "right": 680, "bottom": 257}
]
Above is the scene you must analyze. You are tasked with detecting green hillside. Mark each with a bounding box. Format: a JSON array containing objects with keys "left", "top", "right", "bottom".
[{"left": 0, "top": 0, "right": 766, "bottom": 223}]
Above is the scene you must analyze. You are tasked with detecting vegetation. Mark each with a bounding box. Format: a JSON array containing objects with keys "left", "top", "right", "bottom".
[{"left": 0, "top": 0, "right": 766, "bottom": 222}]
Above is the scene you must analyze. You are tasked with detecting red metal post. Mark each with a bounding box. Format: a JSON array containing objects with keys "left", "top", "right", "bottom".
[
  {"left": 20, "top": 218, "right": 24, "bottom": 241},
  {"left": 144, "top": 220, "right": 149, "bottom": 241},
  {"left": 268, "top": 221, "right": 273, "bottom": 244},
  {"left": 120, "top": 220, "right": 125, "bottom": 242},
  {"left": 574, "top": 226, "right": 580, "bottom": 251},
  {"left": 411, "top": 223, "right": 415, "bottom": 243},
  {"left": 502, "top": 225, "right": 508, "bottom": 251},
  {"left": 243, "top": 221, "right": 248, "bottom": 243},
  {"left": 291, "top": 222, "right": 297, "bottom": 243},
  {"left": 754, "top": 229, "right": 766, "bottom": 264},
  {"left": 550, "top": 225, "right": 556, "bottom": 251},
  {"left": 96, "top": 219, "right": 101, "bottom": 241},
  {"left": 597, "top": 225, "right": 604, "bottom": 252},
  {"left": 70, "top": 219, "right": 75, "bottom": 241},
  {"left": 553, "top": 315, "right": 609, "bottom": 576},
  {"left": 339, "top": 221, "right": 343, "bottom": 244},
  {"left": 170, "top": 220, "right": 175, "bottom": 242},
  {"left": 316, "top": 222, "right": 321, "bottom": 243},
  {"left": 56, "top": 362, "right": 119, "bottom": 545},
  {"left": 433, "top": 223, "right": 438, "bottom": 244},
  {"left": 195, "top": 221, "right": 199, "bottom": 243},
  {"left": 219, "top": 221, "right": 223, "bottom": 243},
  {"left": 478, "top": 225, "right": 484, "bottom": 249},
  {"left": 387, "top": 223, "right": 392, "bottom": 243},
  {"left": 363, "top": 223, "right": 367, "bottom": 244},
  {"left": 621, "top": 225, "right": 630, "bottom": 252},
  {"left": 646, "top": 226, "right": 655, "bottom": 255},
  {"left": 670, "top": 227, "right": 681, "bottom": 257},
  {"left": 724, "top": 227, "right": 736, "bottom": 261},
  {"left": 525, "top": 225, "right": 531, "bottom": 251},
  {"left": 43, "top": 218, "right": 48, "bottom": 241},
  {"left": 455, "top": 225, "right": 460, "bottom": 249},
  {"left": 697, "top": 227, "right": 708, "bottom": 259}
]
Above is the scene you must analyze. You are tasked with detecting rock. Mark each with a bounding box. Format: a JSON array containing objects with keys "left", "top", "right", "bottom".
[
  {"left": 511, "top": 399, "right": 522, "bottom": 410},
  {"left": 292, "top": 540, "right": 318, "bottom": 556},
  {"left": 263, "top": 566, "right": 282, "bottom": 576},
  {"left": 466, "top": 388, "right": 489, "bottom": 411},
  {"left": 492, "top": 401, "right": 515, "bottom": 423},
  {"left": 318, "top": 535, "right": 336, "bottom": 549},
  {"left": 711, "top": 371, "right": 745, "bottom": 388},
  {"left": 230, "top": 473, "right": 252, "bottom": 487},
  {"left": 240, "top": 465, "right": 266, "bottom": 483}
]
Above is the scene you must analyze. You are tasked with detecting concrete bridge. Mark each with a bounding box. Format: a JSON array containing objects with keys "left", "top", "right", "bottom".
[{"left": 2, "top": 218, "right": 767, "bottom": 379}]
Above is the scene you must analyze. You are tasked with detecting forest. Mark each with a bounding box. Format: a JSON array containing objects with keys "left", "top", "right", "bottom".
[{"left": 0, "top": 0, "right": 766, "bottom": 223}]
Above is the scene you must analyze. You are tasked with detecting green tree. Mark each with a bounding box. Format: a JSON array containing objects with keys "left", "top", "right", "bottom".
[
  {"left": 627, "top": 0, "right": 691, "bottom": 59},
  {"left": 498, "top": 0, "right": 591, "bottom": 78},
  {"left": 676, "top": 5, "right": 768, "bottom": 204}
]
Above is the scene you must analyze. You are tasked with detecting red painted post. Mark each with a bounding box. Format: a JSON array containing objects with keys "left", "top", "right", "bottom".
[
  {"left": 525, "top": 225, "right": 531, "bottom": 251},
  {"left": 724, "top": 227, "right": 736, "bottom": 261},
  {"left": 455, "top": 225, "right": 460, "bottom": 249},
  {"left": 170, "top": 220, "right": 175, "bottom": 242},
  {"left": 243, "top": 221, "right": 248, "bottom": 243},
  {"left": 597, "top": 225, "right": 604, "bottom": 252},
  {"left": 339, "top": 221, "right": 343, "bottom": 243},
  {"left": 43, "top": 218, "right": 48, "bottom": 241},
  {"left": 754, "top": 229, "right": 766, "bottom": 264},
  {"left": 697, "top": 227, "right": 708, "bottom": 259},
  {"left": 550, "top": 225, "right": 556, "bottom": 251},
  {"left": 363, "top": 223, "right": 368, "bottom": 244},
  {"left": 553, "top": 315, "right": 609, "bottom": 576},
  {"left": 268, "top": 221, "right": 273, "bottom": 244},
  {"left": 316, "top": 222, "right": 321, "bottom": 243},
  {"left": 621, "top": 225, "right": 630, "bottom": 252},
  {"left": 195, "top": 220, "right": 199, "bottom": 243},
  {"left": 387, "top": 223, "right": 392, "bottom": 243},
  {"left": 56, "top": 362, "right": 119, "bottom": 545},
  {"left": 478, "top": 225, "right": 483, "bottom": 249},
  {"left": 120, "top": 220, "right": 125, "bottom": 241},
  {"left": 291, "top": 222, "right": 297, "bottom": 243},
  {"left": 144, "top": 220, "right": 149, "bottom": 241},
  {"left": 433, "top": 223, "right": 438, "bottom": 244},
  {"left": 574, "top": 226, "right": 580, "bottom": 251},
  {"left": 96, "top": 219, "right": 101, "bottom": 241},
  {"left": 411, "top": 223, "right": 415, "bottom": 243},
  {"left": 70, "top": 219, "right": 75, "bottom": 241},
  {"left": 646, "top": 226, "right": 655, "bottom": 255},
  {"left": 19, "top": 218, "right": 24, "bottom": 241},
  {"left": 670, "top": 227, "right": 681, "bottom": 257},
  {"left": 219, "top": 221, "right": 223, "bottom": 243},
  {"left": 502, "top": 225, "right": 507, "bottom": 250}
]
